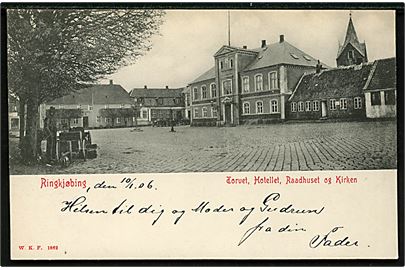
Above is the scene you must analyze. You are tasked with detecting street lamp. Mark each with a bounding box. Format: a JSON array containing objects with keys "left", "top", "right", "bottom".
[
  {"left": 132, "top": 98, "right": 142, "bottom": 131},
  {"left": 169, "top": 98, "right": 177, "bottom": 132}
]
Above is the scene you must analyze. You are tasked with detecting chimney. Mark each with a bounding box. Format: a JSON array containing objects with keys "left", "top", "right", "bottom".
[
  {"left": 316, "top": 60, "right": 322, "bottom": 73},
  {"left": 261, "top": 40, "right": 266, "bottom": 48},
  {"left": 144, "top": 85, "right": 147, "bottom": 89},
  {"left": 242, "top": 45, "right": 247, "bottom": 49},
  {"left": 165, "top": 85, "right": 169, "bottom": 89},
  {"left": 279, "top": 34, "right": 284, "bottom": 43},
  {"left": 109, "top": 79, "right": 113, "bottom": 85}
]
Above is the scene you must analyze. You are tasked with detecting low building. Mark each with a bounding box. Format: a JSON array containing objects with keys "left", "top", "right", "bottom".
[
  {"left": 363, "top": 57, "right": 396, "bottom": 118},
  {"left": 287, "top": 63, "right": 373, "bottom": 120},
  {"left": 40, "top": 80, "right": 135, "bottom": 129},
  {"left": 287, "top": 57, "right": 396, "bottom": 121},
  {"left": 129, "top": 86, "right": 186, "bottom": 126}
]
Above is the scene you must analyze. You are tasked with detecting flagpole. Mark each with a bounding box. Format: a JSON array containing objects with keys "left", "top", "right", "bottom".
[{"left": 227, "top": 10, "right": 231, "bottom": 46}]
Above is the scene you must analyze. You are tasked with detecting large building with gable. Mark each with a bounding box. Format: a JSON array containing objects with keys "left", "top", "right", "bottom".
[
  {"left": 189, "top": 35, "right": 327, "bottom": 126},
  {"left": 40, "top": 80, "right": 135, "bottom": 129}
]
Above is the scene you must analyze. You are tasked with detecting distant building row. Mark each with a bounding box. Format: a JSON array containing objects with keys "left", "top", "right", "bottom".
[{"left": 38, "top": 80, "right": 187, "bottom": 130}]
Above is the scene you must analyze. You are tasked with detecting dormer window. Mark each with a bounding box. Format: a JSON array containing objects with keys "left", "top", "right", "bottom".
[{"left": 290, "top": 53, "right": 299, "bottom": 59}]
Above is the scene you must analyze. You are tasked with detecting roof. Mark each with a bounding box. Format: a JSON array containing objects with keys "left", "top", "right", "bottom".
[
  {"left": 364, "top": 57, "right": 396, "bottom": 91},
  {"left": 47, "top": 84, "right": 132, "bottom": 105},
  {"left": 337, "top": 17, "right": 367, "bottom": 58},
  {"left": 129, "top": 88, "right": 184, "bottom": 98},
  {"left": 243, "top": 41, "right": 326, "bottom": 71},
  {"left": 289, "top": 62, "right": 373, "bottom": 102},
  {"left": 190, "top": 66, "right": 216, "bottom": 84}
]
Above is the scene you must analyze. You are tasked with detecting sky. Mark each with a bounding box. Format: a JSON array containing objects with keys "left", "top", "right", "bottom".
[{"left": 100, "top": 9, "right": 396, "bottom": 91}]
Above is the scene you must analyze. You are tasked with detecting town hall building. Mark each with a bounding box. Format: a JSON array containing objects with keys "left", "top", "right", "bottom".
[{"left": 189, "top": 35, "right": 327, "bottom": 126}]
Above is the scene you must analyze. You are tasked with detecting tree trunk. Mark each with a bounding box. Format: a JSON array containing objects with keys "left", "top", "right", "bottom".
[
  {"left": 21, "top": 97, "right": 40, "bottom": 163},
  {"left": 18, "top": 98, "right": 26, "bottom": 144}
]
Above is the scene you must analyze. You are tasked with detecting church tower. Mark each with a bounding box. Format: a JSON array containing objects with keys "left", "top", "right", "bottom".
[{"left": 336, "top": 13, "right": 368, "bottom": 67}]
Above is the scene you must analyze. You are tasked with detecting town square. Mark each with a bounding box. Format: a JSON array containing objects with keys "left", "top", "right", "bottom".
[
  {"left": 9, "top": 120, "right": 396, "bottom": 174},
  {"left": 7, "top": 9, "right": 397, "bottom": 174}
]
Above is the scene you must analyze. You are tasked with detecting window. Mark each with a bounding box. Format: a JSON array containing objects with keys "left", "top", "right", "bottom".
[
  {"left": 255, "top": 74, "right": 263, "bottom": 91},
  {"left": 329, "top": 99, "right": 337, "bottom": 110},
  {"left": 201, "top": 85, "right": 207, "bottom": 99},
  {"left": 340, "top": 98, "right": 347, "bottom": 110},
  {"left": 354, "top": 97, "right": 362, "bottom": 109},
  {"left": 269, "top": 71, "right": 278, "bottom": 89},
  {"left": 142, "top": 110, "right": 148, "bottom": 119},
  {"left": 270, "top": 100, "right": 279, "bottom": 113},
  {"left": 313, "top": 101, "right": 320, "bottom": 111},
  {"left": 194, "top": 108, "right": 199, "bottom": 118},
  {"left": 152, "top": 111, "right": 156, "bottom": 118},
  {"left": 222, "top": 80, "right": 232, "bottom": 95},
  {"left": 348, "top": 50, "right": 354, "bottom": 60},
  {"left": 158, "top": 111, "right": 163, "bottom": 118},
  {"left": 96, "top": 116, "right": 101, "bottom": 123},
  {"left": 202, "top": 107, "right": 208, "bottom": 118},
  {"left": 229, "top": 58, "right": 233, "bottom": 68},
  {"left": 305, "top": 101, "right": 311, "bottom": 111},
  {"left": 220, "top": 61, "right": 224, "bottom": 70},
  {"left": 256, "top": 101, "right": 263, "bottom": 114},
  {"left": 72, "top": 118, "right": 78, "bottom": 124},
  {"left": 298, "top": 101, "right": 304, "bottom": 112},
  {"left": 242, "top": 77, "right": 249, "bottom": 93},
  {"left": 291, "top": 102, "right": 297, "bottom": 112},
  {"left": 88, "top": 105, "right": 93, "bottom": 111},
  {"left": 212, "top": 107, "right": 217, "bottom": 118},
  {"left": 174, "top": 98, "right": 180, "bottom": 104},
  {"left": 157, "top": 98, "right": 163, "bottom": 105},
  {"left": 371, "top": 92, "right": 381, "bottom": 105},
  {"left": 290, "top": 53, "right": 299, "bottom": 59},
  {"left": 243, "top": 102, "right": 250, "bottom": 114},
  {"left": 193, "top": 87, "right": 198, "bottom": 100},
  {"left": 210, "top": 83, "right": 217, "bottom": 98},
  {"left": 116, "top": 117, "right": 121, "bottom": 123},
  {"left": 224, "top": 58, "right": 229, "bottom": 67},
  {"left": 384, "top": 91, "right": 396, "bottom": 105},
  {"left": 105, "top": 117, "right": 108, "bottom": 123}
]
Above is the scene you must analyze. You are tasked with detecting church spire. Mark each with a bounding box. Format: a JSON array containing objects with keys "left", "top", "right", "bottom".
[
  {"left": 343, "top": 14, "right": 360, "bottom": 46},
  {"left": 336, "top": 12, "right": 368, "bottom": 67}
]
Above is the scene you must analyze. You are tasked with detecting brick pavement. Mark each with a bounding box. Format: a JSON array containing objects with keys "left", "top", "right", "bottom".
[{"left": 9, "top": 121, "right": 397, "bottom": 174}]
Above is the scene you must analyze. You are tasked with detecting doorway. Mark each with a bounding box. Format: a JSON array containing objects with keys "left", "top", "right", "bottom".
[
  {"left": 224, "top": 104, "right": 232, "bottom": 124},
  {"left": 321, "top": 101, "right": 327, "bottom": 118},
  {"left": 83, "top": 116, "right": 89, "bottom": 128}
]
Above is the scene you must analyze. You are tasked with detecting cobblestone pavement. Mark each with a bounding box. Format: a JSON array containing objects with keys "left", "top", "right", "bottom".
[{"left": 9, "top": 121, "right": 397, "bottom": 174}]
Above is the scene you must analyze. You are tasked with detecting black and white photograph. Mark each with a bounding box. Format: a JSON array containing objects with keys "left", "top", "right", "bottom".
[
  {"left": 7, "top": 8, "right": 397, "bottom": 174},
  {"left": 2, "top": 4, "right": 403, "bottom": 264}
]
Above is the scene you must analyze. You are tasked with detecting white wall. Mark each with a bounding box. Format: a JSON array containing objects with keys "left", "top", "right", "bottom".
[{"left": 365, "top": 90, "right": 396, "bottom": 118}]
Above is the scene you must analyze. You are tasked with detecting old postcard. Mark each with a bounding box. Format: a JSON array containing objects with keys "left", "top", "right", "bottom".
[{"left": 4, "top": 5, "right": 403, "bottom": 264}]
